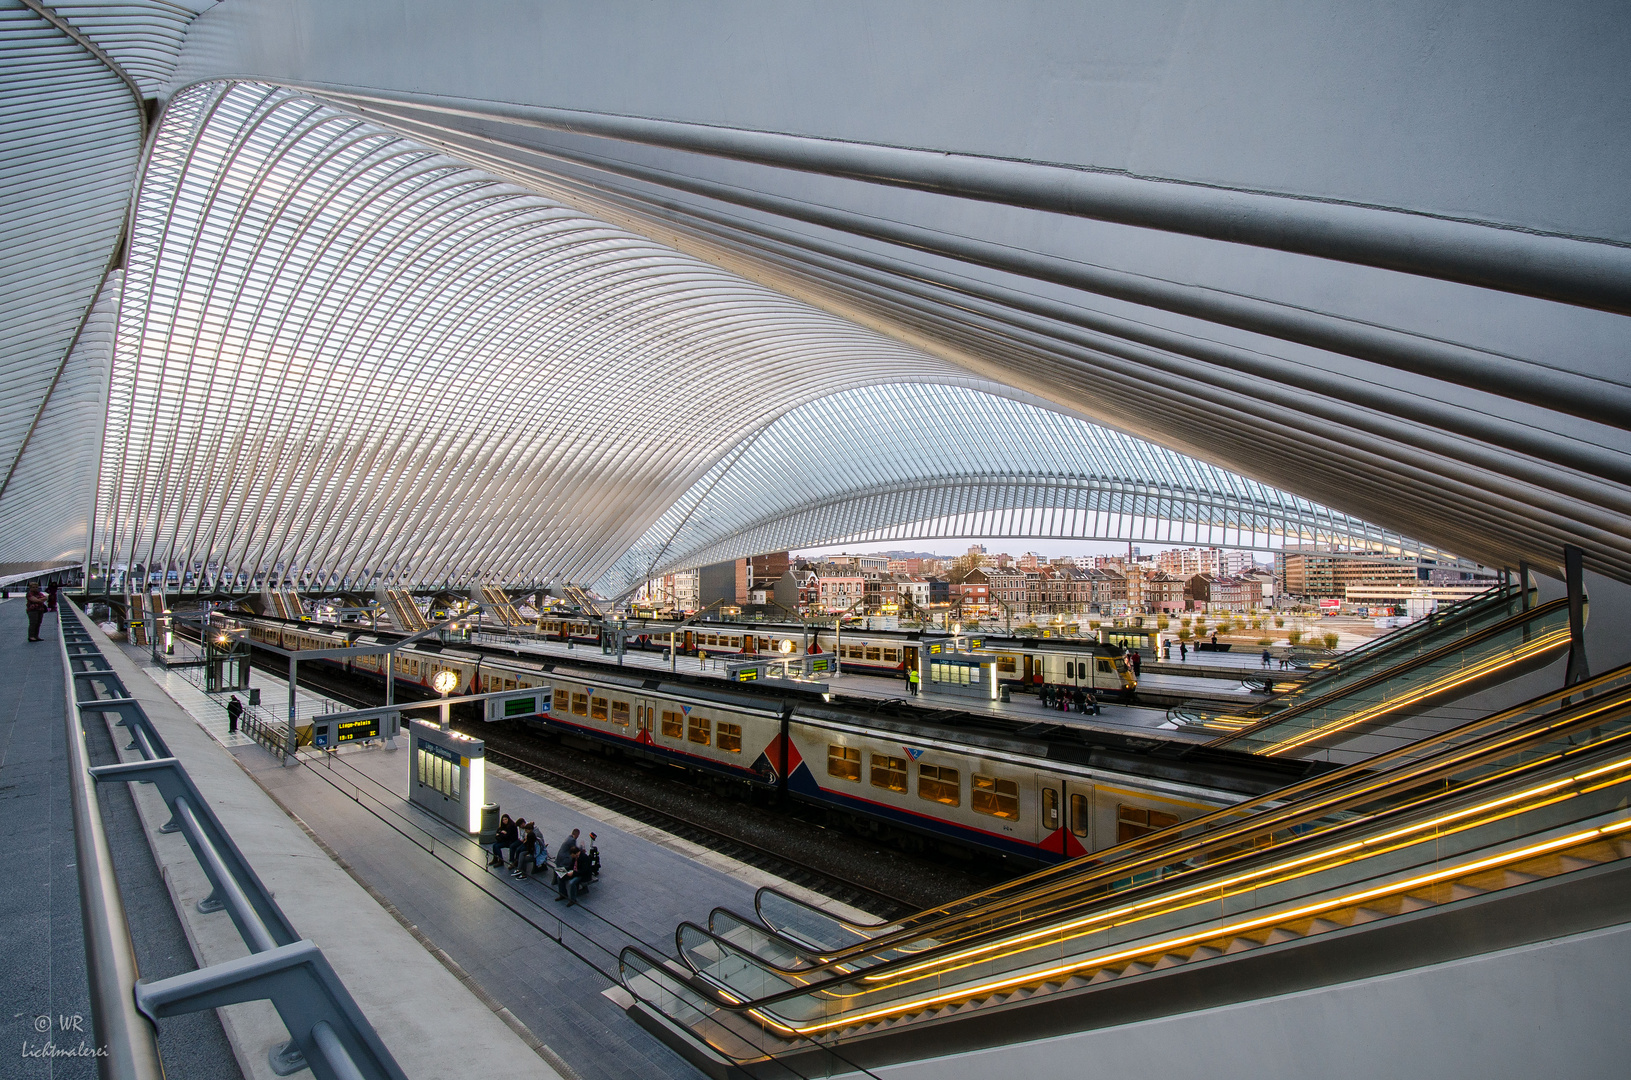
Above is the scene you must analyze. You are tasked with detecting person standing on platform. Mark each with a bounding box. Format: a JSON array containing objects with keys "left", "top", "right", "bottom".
[
  {"left": 25, "top": 583, "right": 48, "bottom": 641},
  {"left": 1261, "top": 648, "right": 1273, "bottom": 668},
  {"left": 1179, "top": 640, "right": 1188, "bottom": 662},
  {"left": 1130, "top": 650, "right": 1142, "bottom": 678},
  {"left": 227, "top": 694, "right": 243, "bottom": 733},
  {"left": 908, "top": 665, "right": 919, "bottom": 695},
  {"left": 45, "top": 581, "right": 58, "bottom": 612}
]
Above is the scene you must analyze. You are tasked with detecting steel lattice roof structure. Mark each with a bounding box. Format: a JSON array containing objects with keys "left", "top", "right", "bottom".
[{"left": 3, "top": 2, "right": 1629, "bottom": 592}]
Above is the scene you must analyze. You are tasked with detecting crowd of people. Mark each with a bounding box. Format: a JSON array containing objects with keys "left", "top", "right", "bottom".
[
  {"left": 1040, "top": 682, "right": 1100, "bottom": 715},
  {"left": 487, "top": 815, "right": 600, "bottom": 906}
]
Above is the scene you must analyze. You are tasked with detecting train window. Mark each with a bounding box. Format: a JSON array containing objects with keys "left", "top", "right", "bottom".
[
  {"left": 865, "top": 647, "right": 881, "bottom": 661},
  {"left": 730, "top": 637, "right": 740, "bottom": 647},
  {"left": 717, "top": 722, "right": 742, "bottom": 753},
  {"left": 591, "top": 696, "right": 609, "bottom": 721},
  {"left": 688, "top": 715, "right": 711, "bottom": 745},
  {"left": 972, "top": 775, "right": 1020, "bottom": 820},
  {"left": 998, "top": 656, "right": 1018, "bottom": 674},
  {"left": 1098, "top": 660, "right": 1113, "bottom": 673},
  {"left": 918, "top": 764, "right": 959, "bottom": 806},
  {"left": 870, "top": 754, "right": 907, "bottom": 793},
  {"left": 1042, "top": 788, "right": 1059, "bottom": 831},
  {"left": 571, "top": 692, "right": 588, "bottom": 717},
  {"left": 610, "top": 700, "right": 630, "bottom": 726},
  {"left": 884, "top": 648, "right": 900, "bottom": 663},
  {"left": 1117, "top": 805, "right": 1180, "bottom": 843},
  {"left": 1070, "top": 794, "right": 1090, "bottom": 838},
  {"left": 661, "top": 710, "right": 684, "bottom": 739},
  {"left": 827, "top": 745, "right": 861, "bottom": 782}
]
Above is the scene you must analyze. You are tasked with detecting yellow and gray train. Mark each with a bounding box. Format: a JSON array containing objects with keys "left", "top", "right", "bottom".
[{"left": 244, "top": 617, "right": 1311, "bottom": 864}]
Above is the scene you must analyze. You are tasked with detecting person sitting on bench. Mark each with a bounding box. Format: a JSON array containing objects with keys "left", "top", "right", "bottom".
[
  {"left": 511, "top": 824, "right": 547, "bottom": 879},
  {"left": 554, "top": 844, "right": 591, "bottom": 907}
]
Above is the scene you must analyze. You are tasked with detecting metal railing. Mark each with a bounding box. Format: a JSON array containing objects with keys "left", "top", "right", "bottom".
[{"left": 59, "top": 603, "right": 408, "bottom": 1080}]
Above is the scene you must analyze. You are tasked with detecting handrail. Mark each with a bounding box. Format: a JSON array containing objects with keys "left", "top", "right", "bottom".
[
  {"left": 57, "top": 612, "right": 166, "bottom": 1080},
  {"left": 740, "top": 661, "right": 1631, "bottom": 970},
  {"left": 60, "top": 604, "right": 408, "bottom": 1080},
  {"left": 689, "top": 682, "right": 1631, "bottom": 987},
  {"left": 1205, "top": 595, "right": 1572, "bottom": 752},
  {"left": 626, "top": 691, "right": 1631, "bottom": 1042}
]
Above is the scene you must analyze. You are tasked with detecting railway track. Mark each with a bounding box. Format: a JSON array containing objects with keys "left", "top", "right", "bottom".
[
  {"left": 240, "top": 647, "right": 926, "bottom": 919},
  {"left": 472, "top": 732, "right": 917, "bottom": 921}
]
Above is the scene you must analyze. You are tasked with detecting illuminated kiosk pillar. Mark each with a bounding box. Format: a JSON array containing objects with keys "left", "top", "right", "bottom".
[{"left": 408, "top": 719, "right": 486, "bottom": 834}]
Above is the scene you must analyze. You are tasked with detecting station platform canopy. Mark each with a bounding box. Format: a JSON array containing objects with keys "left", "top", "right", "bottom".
[{"left": 2, "top": 3, "right": 1627, "bottom": 592}]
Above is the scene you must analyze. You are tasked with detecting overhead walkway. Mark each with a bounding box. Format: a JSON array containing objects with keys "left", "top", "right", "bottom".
[
  {"left": 1169, "top": 590, "right": 1572, "bottom": 756},
  {"left": 618, "top": 663, "right": 1631, "bottom": 1076}
]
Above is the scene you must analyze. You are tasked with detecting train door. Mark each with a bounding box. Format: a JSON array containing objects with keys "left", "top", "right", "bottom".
[
  {"left": 1038, "top": 776, "right": 1093, "bottom": 858},
  {"left": 634, "top": 699, "right": 655, "bottom": 744},
  {"left": 1038, "top": 775, "right": 1067, "bottom": 857},
  {"left": 1023, "top": 653, "right": 1034, "bottom": 684}
]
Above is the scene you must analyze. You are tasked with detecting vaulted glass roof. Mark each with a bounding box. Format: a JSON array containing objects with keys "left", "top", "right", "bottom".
[
  {"left": 88, "top": 82, "right": 1430, "bottom": 592},
  {"left": 595, "top": 383, "right": 1450, "bottom": 597},
  {"left": 9, "top": 5, "right": 1626, "bottom": 591}
]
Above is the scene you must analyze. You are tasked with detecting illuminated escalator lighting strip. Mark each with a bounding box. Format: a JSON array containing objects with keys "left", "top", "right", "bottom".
[
  {"left": 1257, "top": 627, "right": 1571, "bottom": 756},
  {"left": 862, "top": 752, "right": 1631, "bottom": 984},
  {"left": 763, "top": 813, "right": 1631, "bottom": 1036}
]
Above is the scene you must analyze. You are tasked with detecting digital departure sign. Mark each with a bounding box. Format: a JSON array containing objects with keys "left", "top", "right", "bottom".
[{"left": 336, "top": 717, "right": 379, "bottom": 742}]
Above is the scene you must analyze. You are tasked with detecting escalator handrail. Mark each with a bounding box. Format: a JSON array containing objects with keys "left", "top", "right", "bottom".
[
  {"left": 707, "top": 688, "right": 1631, "bottom": 983},
  {"left": 643, "top": 726, "right": 1631, "bottom": 1024},
  {"left": 750, "top": 661, "right": 1631, "bottom": 963},
  {"left": 1222, "top": 585, "right": 1525, "bottom": 724},
  {"left": 1205, "top": 595, "right": 1571, "bottom": 750}
]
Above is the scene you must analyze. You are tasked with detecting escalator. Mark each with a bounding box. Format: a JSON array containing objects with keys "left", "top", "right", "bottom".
[
  {"left": 619, "top": 664, "right": 1631, "bottom": 1077},
  {"left": 1167, "top": 594, "right": 1572, "bottom": 757},
  {"left": 1168, "top": 583, "right": 1533, "bottom": 733}
]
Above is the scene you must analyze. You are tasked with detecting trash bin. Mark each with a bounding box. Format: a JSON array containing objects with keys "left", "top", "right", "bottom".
[
  {"left": 247, "top": 687, "right": 261, "bottom": 706},
  {"left": 479, "top": 803, "right": 500, "bottom": 844},
  {"left": 998, "top": 685, "right": 1011, "bottom": 703}
]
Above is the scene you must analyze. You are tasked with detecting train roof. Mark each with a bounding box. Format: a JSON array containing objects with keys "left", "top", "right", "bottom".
[{"left": 242, "top": 613, "right": 1320, "bottom": 796}]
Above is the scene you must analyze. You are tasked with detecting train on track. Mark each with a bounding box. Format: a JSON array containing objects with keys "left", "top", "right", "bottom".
[
  {"left": 239, "top": 616, "right": 1313, "bottom": 865},
  {"left": 539, "top": 617, "right": 1141, "bottom": 698}
]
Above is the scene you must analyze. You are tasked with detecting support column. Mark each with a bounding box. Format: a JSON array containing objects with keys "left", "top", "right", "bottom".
[
  {"left": 285, "top": 655, "right": 298, "bottom": 765},
  {"left": 1563, "top": 546, "right": 1590, "bottom": 686}
]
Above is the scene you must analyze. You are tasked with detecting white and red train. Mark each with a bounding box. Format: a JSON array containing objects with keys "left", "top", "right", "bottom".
[
  {"left": 243, "top": 617, "right": 1307, "bottom": 865},
  {"left": 544, "top": 617, "right": 1140, "bottom": 697}
]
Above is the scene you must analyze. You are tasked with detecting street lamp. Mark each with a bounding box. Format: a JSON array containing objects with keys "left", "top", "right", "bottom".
[{"left": 432, "top": 668, "right": 458, "bottom": 731}]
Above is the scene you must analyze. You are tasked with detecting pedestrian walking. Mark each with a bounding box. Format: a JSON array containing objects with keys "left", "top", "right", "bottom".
[
  {"left": 25, "top": 583, "right": 48, "bottom": 642},
  {"left": 1261, "top": 648, "right": 1272, "bottom": 668},
  {"left": 227, "top": 694, "right": 243, "bottom": 733},
  {"left": 1179, "top": 641, "right": 1188, "bottom": 662}
]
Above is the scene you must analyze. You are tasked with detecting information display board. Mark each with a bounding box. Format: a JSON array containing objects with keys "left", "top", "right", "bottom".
[{"left": 408, "top": 721, "right": 486, "bottom": 833}]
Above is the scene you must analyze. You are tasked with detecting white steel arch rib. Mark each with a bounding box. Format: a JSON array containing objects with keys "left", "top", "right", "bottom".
[
  {"left": 95, "top": 82, "right": 993, "bottom": 590},
  {"left": 593, "top": 384, "right": 1450, "bottom": 598},
  {"left": 95, "top": 82, "right": 1429, "bottom": 593}
]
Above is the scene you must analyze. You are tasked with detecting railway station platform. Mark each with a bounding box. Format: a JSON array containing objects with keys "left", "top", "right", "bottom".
[
  {"left": 69, "top": 613, "right": 566, "bottom": 1080},
  {"left": 475, "top": 632, "right": 1232, "bottom": 742},
  {"left": 96, "top": 613, "right": 897, "bottom": 1080},
  {"left": 1, "top": 599, "right": 239, "bottom": 1079}
]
